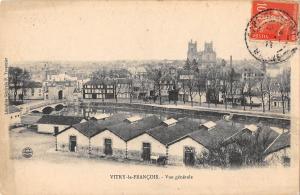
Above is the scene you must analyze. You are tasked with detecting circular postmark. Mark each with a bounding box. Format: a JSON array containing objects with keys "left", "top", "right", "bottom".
[
  {"left": 22, "top": 147, "right": 33, "bottom": 158},
  {"left": 245, "top": 9, "right": 298, "bottom": 64}
]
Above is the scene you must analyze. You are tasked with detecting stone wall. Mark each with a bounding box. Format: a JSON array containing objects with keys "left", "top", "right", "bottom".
[
  {"left": 127, "top": 150, "right": 166, "bottom": 161},
  {"left": 57, "top": 143, "right": 90, "bottom": 157},
  {"left": 127, "top": 150, "right": 142, "bottom": 161},
  {"left": 90, "top": 146, "right": 126, "bottom": 158}
]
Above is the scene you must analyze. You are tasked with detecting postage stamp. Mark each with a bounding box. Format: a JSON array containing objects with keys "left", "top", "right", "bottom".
[
  {"left": 245, "top": 0, "right": 299, "bottom": 64},
  {"left": 250, "top": 0, "right": 298, "bottom": 42}
]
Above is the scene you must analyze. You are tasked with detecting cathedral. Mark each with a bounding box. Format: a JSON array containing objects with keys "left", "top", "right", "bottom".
[{"left": 187, "top": 39, "right": 217, "bottom": 67}]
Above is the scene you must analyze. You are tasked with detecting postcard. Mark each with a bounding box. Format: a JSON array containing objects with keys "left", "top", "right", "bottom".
[{"left": 0, "top": 1, "right": 299, "bottom": 194}]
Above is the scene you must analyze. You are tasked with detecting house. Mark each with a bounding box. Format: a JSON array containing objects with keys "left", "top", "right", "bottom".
[
  {"left": 263, "top": 131, "right": 291, "bottom": 166},
  {"left": 55, "top": 114, "right": 129, "bottom": 154},
  {"left": 268, "top": 96, "right": 289, "bottom": 110},
  {"left": 167, "top": 129, "right": 213, "bottom": 165},
  {"left": 36, "top": 115, "right": 86, "bottom": 134},
  {"left": 9, "top": 81, "right": 44, "bottom": 101},
  {"left": 7, "top": 105, "right": 22, "bottom": 125},
  {"left": 83, "top": 79, "right": 115, "bottom": 99},
  {"left": 115, "top": 78, "right": 131, "bottom": 99},
  {"left": 165, "top": 120, "right": 212, "bottom": 165},
  {"left": 136, "top": 118, "right": 204, "bottom": 165},
  {"left": 44, "top": 81, "right": 76, "bottom": 100},
  {"left": 102, "top": 115, "right": 163, "bottom": 160}
]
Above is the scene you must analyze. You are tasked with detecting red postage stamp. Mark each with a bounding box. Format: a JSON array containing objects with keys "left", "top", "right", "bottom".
[{"left": 250, "top": 0, "right": 299, "bottom": 42}]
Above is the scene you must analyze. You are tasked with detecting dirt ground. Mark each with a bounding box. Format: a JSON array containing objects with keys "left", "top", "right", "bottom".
[{"left": 7, "top": 127, "right": 295, "bottom": 195}]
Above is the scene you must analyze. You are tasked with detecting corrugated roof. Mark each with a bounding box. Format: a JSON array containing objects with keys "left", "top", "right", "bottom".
[
  {"left": 264, "top": 132, "right": 290, "bottom": 155},
  {"left": 147, "top": 118, "right": 200, "bottom": 145},
  {"left": 107, "top": 115, "right": 162, "bottom": 141},
  {"left": 36, "top": 115, "right": 84, "bottom": 126}
]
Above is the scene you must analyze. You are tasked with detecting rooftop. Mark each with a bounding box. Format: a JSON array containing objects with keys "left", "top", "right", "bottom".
[
  {"left": 188, "top": 129, "right": 214, "bottom": 149},
  {"left": 264, "top": 131, "right": 290, "bottom": 155},
  {"left": 206, "top": 120, "right": 245, "bottom": 143},
  {"left": 36, "top": 115, "right": 84, "bottom": 126},
  {"left": 56, "top": 113, "right": 129, "bottom": 137},
  {"left": 147, "top": 118, "right": 200, "bottom": 145},
  {"left": 107, "top": 115, "right": 162, "bottom": 141},
  {"left": 8, "top": 105, "right": 21, "bottom": 114}
]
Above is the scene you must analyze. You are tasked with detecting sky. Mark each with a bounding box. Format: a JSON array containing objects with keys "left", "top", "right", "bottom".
[{"left": 0, "top": 1, "right": 254, "bottom": 62}]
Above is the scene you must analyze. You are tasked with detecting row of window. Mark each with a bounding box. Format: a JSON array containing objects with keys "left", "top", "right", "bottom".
[
  {"left": 84, "top": 89, "right": 114, "bottom": 93},
  {"left": 85, "top": 85, "right": 114, "bottom": 88}
]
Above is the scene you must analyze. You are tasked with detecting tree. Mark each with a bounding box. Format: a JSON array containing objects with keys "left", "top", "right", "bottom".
[
  {"left": 145, "top": 65, "right": 166, "bottom": 105},
  {"left": 258, "top": 77, "right": 266, "bottom": 112},
  {"left": 275, "top": 68, "right": 291, "bottom": 114},
  {"left": 219, "top": 70, "right": 230, "bottom": 110},
  {"left": 128, "top": 79, "right": 134, "bottom": 104},
  {"left": 91, "top": 68, "right": 107, "bottom": 81},
  {"left": 138, "top": 77, "right": 150, "bottom": 102},
  {"left": 237, "top": 80, "right": 247, "bottom": 111},
  {"left": 246, "top": 77, "right": 257, "bottom": 109},
  {"left": 9, "top": 67, "right": 31, "bottom": 102},
  {"left": 20, "top": 70, "right": 31, "bottom": 102},
  {"left": 113, "top": 79, "right": 123, "bottom": 103},
  {"left": 186, "top": 72, "right": 196, "bottom": 107},
  {"left": 194, "top": 68, "right": 207, "bottom": 106},
  {"left": 263, "top": 76, "right": 274, "bottom": 111},
  {"left": 206, "top": 67, "right": 221, "bottom": 107},
  {"left": 228, "top": 68, "right": 237, "bottom": 108}
]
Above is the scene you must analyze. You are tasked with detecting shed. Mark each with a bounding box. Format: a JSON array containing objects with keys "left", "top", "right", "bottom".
[
  {"left": 55, "top": 113, "right": 129, "bottom": 154},
  {"left": 36, "top": 115, "right": 85, "bottom": 134},
  {"left": 141, "top": 118, "right": 202, "bottom": 165},
  {"left": 101, "top": 115, "right": 163, "bottom": 160},
  {"left": 166, "top": 129, "right": 213, "bottom": 165}
]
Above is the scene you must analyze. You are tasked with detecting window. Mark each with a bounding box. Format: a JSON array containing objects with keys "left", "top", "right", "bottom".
[{"left": 54, "top": 126, "right": 59, "bottom": 134}]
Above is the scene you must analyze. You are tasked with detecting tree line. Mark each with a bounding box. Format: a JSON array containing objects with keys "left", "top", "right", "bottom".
[{"left": 90, "top": 64, "right": 290, "bottom": 114}]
